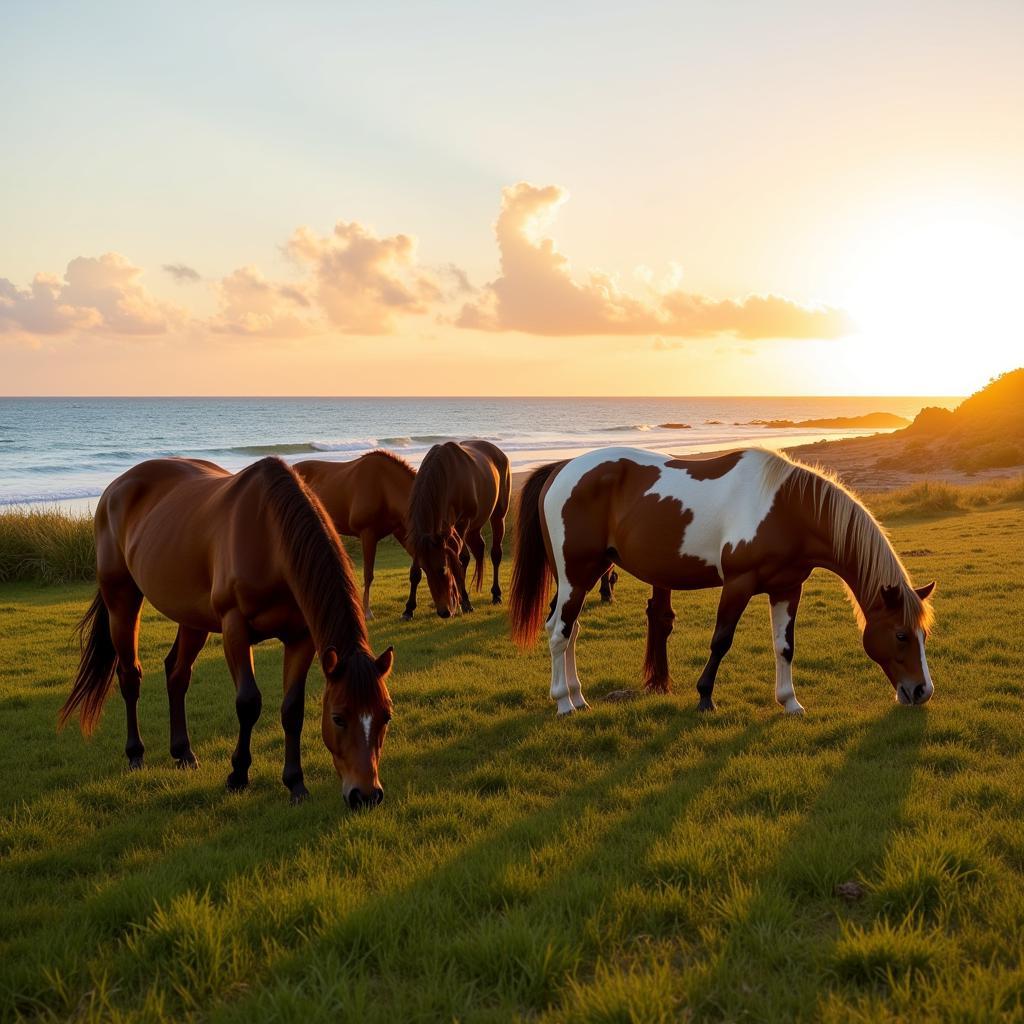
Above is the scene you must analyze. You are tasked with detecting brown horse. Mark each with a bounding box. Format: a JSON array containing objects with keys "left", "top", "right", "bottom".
[
  {"left": 295, "top": 450, "right": 417, "bottom": 620},
  {"left": 406, "top": 440, "right": 511, "bottom": 618},
  {"left": 60, "top": 456, "right": 394, "bottom": 808},
  {"left": 511, "top": 446, "right": 936, "bottom": 716}
]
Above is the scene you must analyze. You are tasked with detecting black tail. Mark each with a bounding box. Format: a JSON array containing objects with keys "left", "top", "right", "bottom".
[
  {"left": 60, "top": 590, "right": 118, "bottom": 735},
  {"left": 509, "top": 461, "right": 564, "bottom": 648}
]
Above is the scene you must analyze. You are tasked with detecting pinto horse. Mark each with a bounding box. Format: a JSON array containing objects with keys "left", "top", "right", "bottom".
[
  {"left": 511, "top": 447, "right": 936, "bottom": 716},
  {"left": 60, "top": 456, "right": 395, "bottom": 808},
  {"left": 406, "top": 440, "right": 511, "bottom": 618},
  {"left": 296, "top": 450, "right": 417, "bottom": 620}
]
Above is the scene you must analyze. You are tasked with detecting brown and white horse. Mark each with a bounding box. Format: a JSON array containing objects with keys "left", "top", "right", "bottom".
[
  {"left": 60, "top": 456, "right": 394, "bottom": 808},
  {"left": 296, "top": 450, "right": 417, "bottom": 620},
  {"left": 407, "top": 440, "right": 511, "bottom": 618},
  {"left": 511, "top": 447, "right": 936, "bottom": 716}
]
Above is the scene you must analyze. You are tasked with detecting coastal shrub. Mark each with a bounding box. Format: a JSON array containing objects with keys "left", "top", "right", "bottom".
[
  {"left": 0, "top": 508, "right": 95, "bottom": 584},
  {"left": 951, "top": 441, "right": 1024, "bottom": 473}
]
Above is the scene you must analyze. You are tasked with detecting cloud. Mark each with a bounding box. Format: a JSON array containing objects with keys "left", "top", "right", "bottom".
[
  {"left": 457, "top": 183, "right": 851, "bottom": 340},
  {"left": 284, "top": 221, "right": 442, "bottom": 335},
  {"left": 163, "top": 263, "right": 201, "bottom": 283},
  {"left": 209, "top": 265, "right": 316, "bottom": 338},
  {"left": 0, "top": 253, "right": 183, "bottom": 336}
]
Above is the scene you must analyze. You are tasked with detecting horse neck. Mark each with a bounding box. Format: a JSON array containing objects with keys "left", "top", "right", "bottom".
[
  {"left": 795, "top": 476, "right": 898, "bottom": 615},
  {"left": 264, "top": 472, "right": 370, "bottom": 659}
]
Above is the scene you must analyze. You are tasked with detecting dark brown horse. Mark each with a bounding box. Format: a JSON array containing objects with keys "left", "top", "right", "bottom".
[
  {"left": 295, "top": 450, "right": 417, "bottom": 620},
  {"left": 511, "top": 446, "right": 936, "bottom": 716},
  {"left": 60, "top": 456, "right": 394, "bottom": 808},
  {"left": 406, "top": 440, "right": 511, "bottom": 618}
]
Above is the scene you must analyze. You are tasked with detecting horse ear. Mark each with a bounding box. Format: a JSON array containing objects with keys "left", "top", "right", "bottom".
[
  {"left": 375, "top": 645, "right": 394, "bottom": 678},
  {"left": 881, "top": 584, "right": 902, "bottom": 610},
  {"left": 321, "top": 646, "right": 339, "bottom": 675},
  {"left": 915, "top": 581, "right": 936, "bottom": 601}
]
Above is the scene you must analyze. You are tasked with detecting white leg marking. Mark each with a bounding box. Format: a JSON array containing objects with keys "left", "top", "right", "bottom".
[
  {"left": 564, "top": 620, "right": 590, "bottom": 710},
  {"left": 360, "top": 713, "right": 372, "bottom": 743},
  {"left": 546, "top": 595, "right": 575, "bottom": 716},
  {"left": 770, "top": 599, "right": 804, "bottom": 715}
]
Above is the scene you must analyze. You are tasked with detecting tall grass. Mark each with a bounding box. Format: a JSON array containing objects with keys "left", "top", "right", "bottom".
[
  {"left": 870, "top": 475, "right": 1024, "bottom": 520},
  {"left": 0, "top": 508, "right": 95, "bottom": 584}
]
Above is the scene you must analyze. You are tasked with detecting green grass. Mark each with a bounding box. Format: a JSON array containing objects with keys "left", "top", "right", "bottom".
[{"left": 1, "top": 504, "right": 1023, "bottom": 1022}]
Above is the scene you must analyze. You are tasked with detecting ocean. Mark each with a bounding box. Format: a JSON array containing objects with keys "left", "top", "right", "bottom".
[{"left": 0, "top": 396, "right": 960, "bottom": 511}]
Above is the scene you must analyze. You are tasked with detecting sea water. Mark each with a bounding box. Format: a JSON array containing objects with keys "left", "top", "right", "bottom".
[{"left": 0, "top": 396, "right": 959, "bottom": 511}]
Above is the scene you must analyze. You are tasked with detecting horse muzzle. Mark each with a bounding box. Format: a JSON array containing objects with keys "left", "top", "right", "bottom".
[
  {"left": 347, "top": 785, "right": 384, "bottom": 810},
  {"left": 897, "top": 682, "right": 932, "bottom": 706}
]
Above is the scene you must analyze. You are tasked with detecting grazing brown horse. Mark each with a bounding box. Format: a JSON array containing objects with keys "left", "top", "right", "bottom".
[
  {"left": 406, "top": 440, "right": 511, "bottom": 618},
  {"left": 60, "top": 456, "right": 395, "bottom": 808},
  {"left": 295, "top": 451, "right": 417, "bottom": 620},
  {"left": 511, "top": 446, "right": 936, "bottom": 716}
]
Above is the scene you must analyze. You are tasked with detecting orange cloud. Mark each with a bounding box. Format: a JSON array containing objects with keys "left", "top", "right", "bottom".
[
  {"left": 210, "top": 265, "right": 316, "bottom": 338},
  {"left": 0, "top": 254, "right": 183, "bottom": 336},
  {"left": 457, "top": 183, "right": 851, "bottom": 340},
  {"left": 284, "top": 221, "right": 442, "bottom": 335}
]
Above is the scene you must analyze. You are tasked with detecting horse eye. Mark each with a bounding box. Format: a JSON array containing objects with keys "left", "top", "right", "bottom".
[
  {"left": 331, "top": 713, "right": 346, "bottom": 728},
  {"left": 895, "top": 632, "right": 909, "bottom": 643}
]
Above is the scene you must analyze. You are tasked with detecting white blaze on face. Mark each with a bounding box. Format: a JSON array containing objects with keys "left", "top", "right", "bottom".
[
  {"left": 916, "top": 629, "right": 934, "bottom": 700},
  {"left": 360, "top": 713, "right": 372, "bottom": 744}
]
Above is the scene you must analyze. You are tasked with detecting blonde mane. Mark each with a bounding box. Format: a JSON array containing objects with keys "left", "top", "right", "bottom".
[{"left": 757, "top": 450, "right": 933, "bottom": 633}]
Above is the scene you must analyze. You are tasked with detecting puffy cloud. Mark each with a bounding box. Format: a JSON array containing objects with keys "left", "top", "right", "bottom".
[
  {"left": 209, "top": 265, "right": 316, "bottom": 338},
  {"left": 163, "top": 263, "right": 201, "bottom": 283},
  {"left": 457, "top": 183, "right": 851, "bottom": 340},
  {"left": 284, "top": 221, "right": 442, "bottom": 335},
  {"left": 0, "top": 253, "right": 183, "bottom": 336}
]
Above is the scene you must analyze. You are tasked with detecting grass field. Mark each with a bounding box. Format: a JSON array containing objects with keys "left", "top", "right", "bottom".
[{"left": 2, "top": 502, "right": 1023, "bottom": 1022}]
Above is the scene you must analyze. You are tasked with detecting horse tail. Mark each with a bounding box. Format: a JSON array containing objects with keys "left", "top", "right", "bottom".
[
  {"left": 510, "top": 461, "right": 562, "bottom": 648},
  {"left": 472, "top": 547, "right": 484, "bottom": 593},
  {"left": 60, "top": 590, "right": 118, "bottom": 735}
]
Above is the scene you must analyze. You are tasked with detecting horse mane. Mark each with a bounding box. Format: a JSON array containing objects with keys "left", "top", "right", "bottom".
[
  {"left": 758, "top": 450, "right": 933, "bottom": 633},
  {"left": 248, "top": 460, "right": 383, "bottom": 697},
  {"left": 366, "top": 448, "right": 416, "bottom": 478},
  {"left": 407, "top": 443, "right": 460, "bottom": 549}
]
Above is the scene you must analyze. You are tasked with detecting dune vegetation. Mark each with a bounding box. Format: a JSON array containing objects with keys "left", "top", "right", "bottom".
[{"left": 1, "top": 498, "right": 1023, "bottom": 1022}]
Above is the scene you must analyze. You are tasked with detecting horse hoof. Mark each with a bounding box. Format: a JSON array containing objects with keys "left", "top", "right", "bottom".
[
  {"left": 401, "top": 611, "right": 414, "bottom": 621},
  {"left": 462, "top": 603, "right": 475, "bottom": 614},
  {"left": 226, "top": 772, "right": 249, "bottom": 792},
  {"left": 175, "top": 753, "right": 199, "bottom": 770},
  {"left": 127, "top": 756, "right": 144, "bottom": 771},
  {"left": 364, "top": 608, "right": 375, "bottom": 621},
  {"left": 783, "top": 702, "right": 806, "bottom": 716},
  {"left": 289, "top": 786, "right": 310, "bottom": 805},
  {"left": 491, "top": 595, "right": 502, "bottom": 605},
  {"left": 697, "top": 699, "right": 717, "bottom": 713},
  {"left": 571, "top": 700, "right": 591, "bottom": 712}
]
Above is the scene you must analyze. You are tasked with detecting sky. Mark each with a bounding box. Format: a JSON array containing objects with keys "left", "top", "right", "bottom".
[{"left": 1, "top": 1, "right": 1022, "bottom": 396}]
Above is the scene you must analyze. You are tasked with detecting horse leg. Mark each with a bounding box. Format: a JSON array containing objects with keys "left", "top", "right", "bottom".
[
  {"left": 465, "top": 527, "right": 486, "bottom": 595},
  {"left": 488, "top": 512, "right": 505, "bottom": 605},
  {"left": 104, "top": 580, "right": 145, "bottom": 769},
  {"left": 164, "top": 625, "right": 209, "bottom": 768},
  {"left": 222, "top": 611, "right": 262, "bottom": 792},
  {"left": 359, "top": 530, "right": 377, "bottom": 620},
  {"left": 402, "top": 558, "right": 422, "bottom": 620},
  {"left": 458, "top": 541, "right": 474, "bottom": 613},
  {"left": 599, "top": 569, "right": 619, "bottom": 603},
  {"left": 563, "top": 619, "right": 589, "bottom": 711},
  {"left": 546, "top": 562, "right": 605, "bottom": 715},
  {"left": 643, "top": 586, "right": 675, "bottom": 693},
  {"left": 696, "top": 577, "right": 755, "bottom": 712},
  {"left": 769, "top": 586, "right": 805, "bottom": 715},
  {"left": 281, "top": 635, "right": 315, "bottom": 804}
]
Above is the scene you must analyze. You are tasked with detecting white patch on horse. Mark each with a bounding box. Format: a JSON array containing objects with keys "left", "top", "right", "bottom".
[
  {"left": 642, "top": 448, "right": 786, "bottom": 576},
  {"left": 360, "top": 713, "right": 372, "bottom": 743}
]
